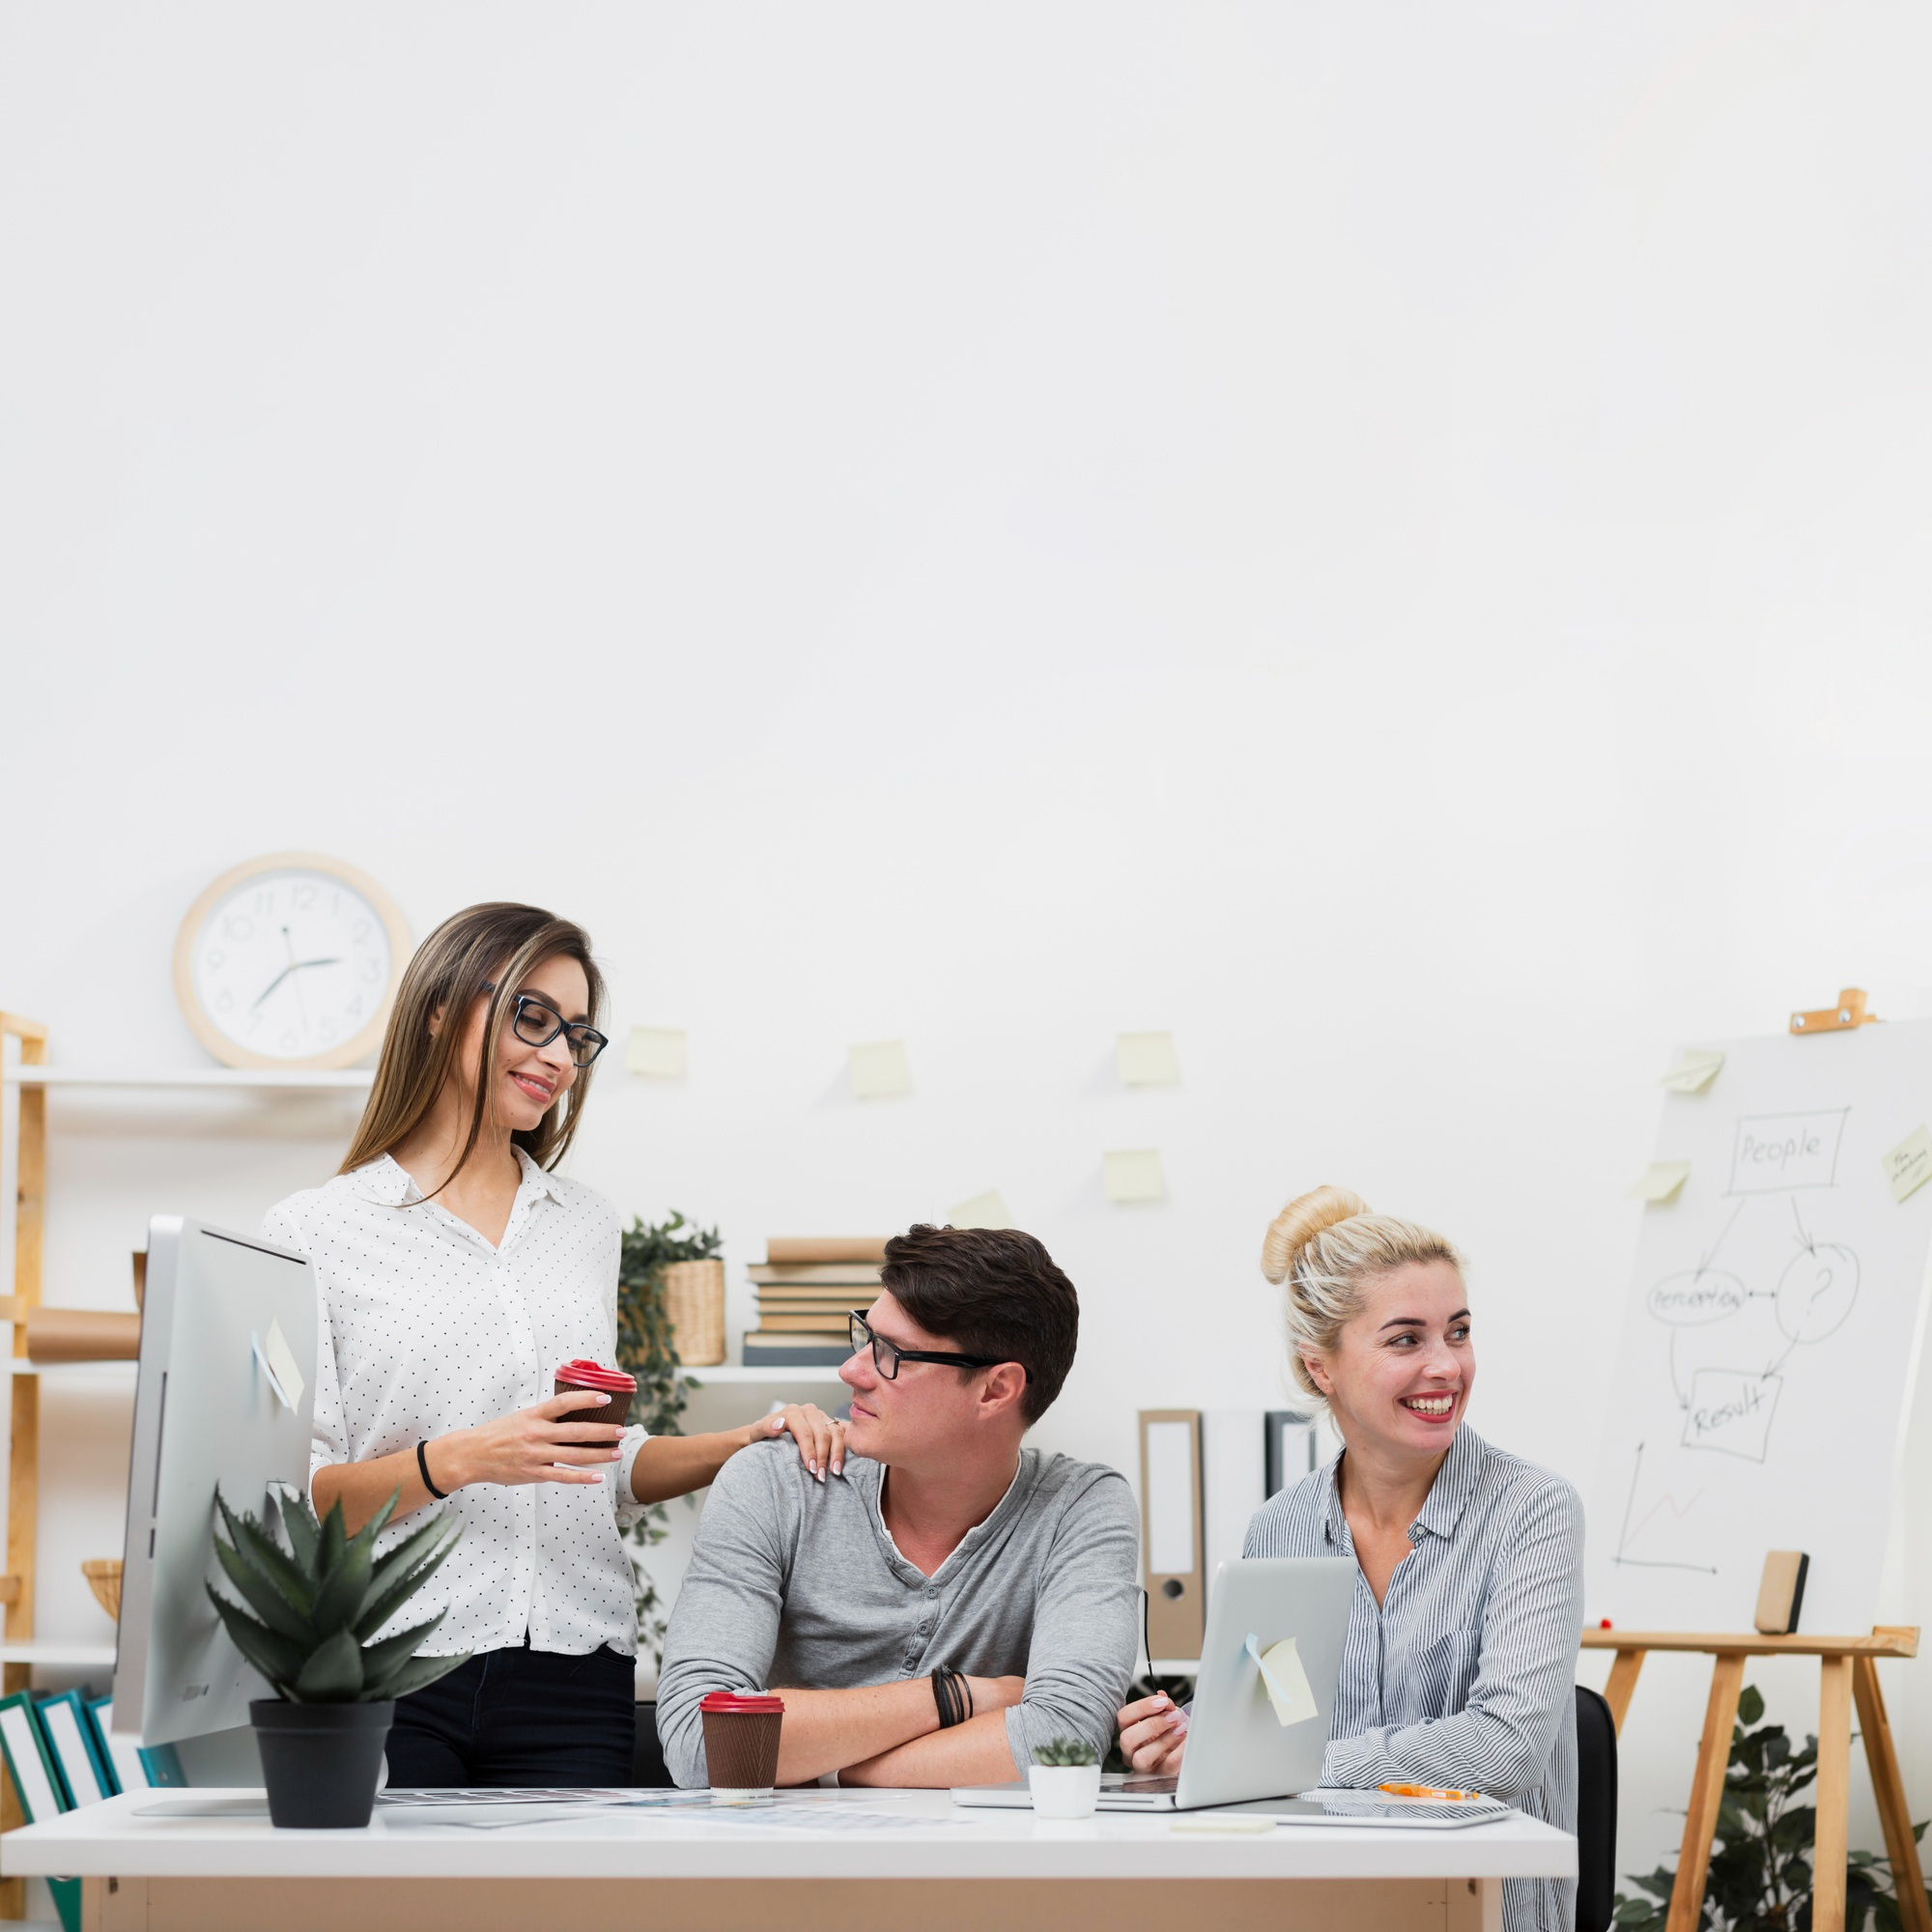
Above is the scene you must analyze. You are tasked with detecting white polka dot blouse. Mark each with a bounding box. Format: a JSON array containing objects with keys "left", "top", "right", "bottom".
[{"left": 261, "top": 1151, "right": 650, "bottom": 1659}]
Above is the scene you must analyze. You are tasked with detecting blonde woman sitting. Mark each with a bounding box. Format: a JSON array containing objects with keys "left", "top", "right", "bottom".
[{"left": 1116, "top": 1187, "right": 1583, "bottom": 1932}]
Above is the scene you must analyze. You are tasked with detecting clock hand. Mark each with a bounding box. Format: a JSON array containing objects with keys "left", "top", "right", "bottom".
[
  {"left": 281, "top": 927, "right": 310, "bottom": 1033},
  {"left": 252, "top": 964, "right": 297, "bottom": 1009},
  {"left": 248, "top": 956, "right": 344, "bottom": 1015}
]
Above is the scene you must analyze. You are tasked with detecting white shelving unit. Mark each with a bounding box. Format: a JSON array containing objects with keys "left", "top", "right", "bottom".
[
  {"left": 677, "top": 1365, "right": 844, "bottom": 1386},
  {"left": 0, "top": 1643, "right": 116, "bottom": 1670},
  {"left": 4, "top": 1361, "right": 134, "bottom": 1380},
  {"left": 3, "top": 1067, "right": 372, "bottom": 1091}
]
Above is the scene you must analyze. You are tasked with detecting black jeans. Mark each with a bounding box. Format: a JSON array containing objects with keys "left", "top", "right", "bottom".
[{"left": 384, "top": 1642, "right": 636, "bottom": 1787}]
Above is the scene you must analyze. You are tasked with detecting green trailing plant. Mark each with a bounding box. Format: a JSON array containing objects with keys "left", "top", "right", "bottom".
[
  {"left": 1034, "top": 1738, "right": 1100, "bottom": 1768},
  {"left": 1613, "top": 1684, "right": 1932, "bottom": 1931},
  {"left": 615, "top": 1210, "right": 723, "bottom": 1667},
  {"left": 206, "top": 1488, "right": 468, "bottom": 1704}
]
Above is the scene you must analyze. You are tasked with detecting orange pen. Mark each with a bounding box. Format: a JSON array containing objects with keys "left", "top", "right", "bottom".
[{"left": 1378, "top": 1782, "right": 1485, "bottom": 1802}]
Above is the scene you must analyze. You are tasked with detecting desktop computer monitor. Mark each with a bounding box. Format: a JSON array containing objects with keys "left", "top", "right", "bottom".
[{"left": 112, "top": 1215, "right": 317, "bottom": 1746}]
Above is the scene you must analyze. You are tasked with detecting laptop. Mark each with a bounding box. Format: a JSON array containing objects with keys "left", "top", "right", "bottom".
[{"left": 953, "top": 1555, "right": 1357, "bottom": 1813}]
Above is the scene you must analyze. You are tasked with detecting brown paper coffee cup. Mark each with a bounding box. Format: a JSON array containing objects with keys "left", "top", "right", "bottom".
[{"left": 700, "top": 1695, "right": 784, "bottom": 1801}]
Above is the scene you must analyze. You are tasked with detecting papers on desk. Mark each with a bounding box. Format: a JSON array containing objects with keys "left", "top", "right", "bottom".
[
  {"left": 378, "top": 1788, "right": 709, "bottom": 1807},
  {"left": 378, "top": 1788, "right": 712, "bottom": 1829},
  {"left": 691, "top": 1804, "right": 976, "bottom": 1832},
  {"left": 373, "top": 1789, "right": 978, "bottom": 1833}
]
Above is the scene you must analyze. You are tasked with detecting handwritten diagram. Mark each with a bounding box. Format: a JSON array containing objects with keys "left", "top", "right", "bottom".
[
  {"left": 1613, "top": 1109, "right": 1858, "bottom": 1573},
  {"left": 1589, "top": 1024, "right": 1932, "bottom": 1634}
]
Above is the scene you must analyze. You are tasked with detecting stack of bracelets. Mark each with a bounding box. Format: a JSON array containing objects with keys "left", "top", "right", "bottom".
[{"left": 930, "top": 1666, "right": 975, "bottom": 1728}]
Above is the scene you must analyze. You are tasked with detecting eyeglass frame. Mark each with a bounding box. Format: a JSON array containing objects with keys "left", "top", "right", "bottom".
[
  {"left": 480, "top": 980, "right": 610, "bottom": 1067},
  {"left": 846, "top": 1309, "right": 1026, "bottom": 1383}
]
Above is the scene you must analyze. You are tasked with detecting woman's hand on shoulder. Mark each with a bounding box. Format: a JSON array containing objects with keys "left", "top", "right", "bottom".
[
  {"left": 1117, "top": 1691, "right": 1189, "bottom": 1776},
  {"left": 749, "top": 1403, "right": 847, "bottom": 1483}
]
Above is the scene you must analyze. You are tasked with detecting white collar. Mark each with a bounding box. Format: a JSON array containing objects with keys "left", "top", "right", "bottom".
[{"left": 347, "top": 1147, "right": 563, "bottom": 1208}]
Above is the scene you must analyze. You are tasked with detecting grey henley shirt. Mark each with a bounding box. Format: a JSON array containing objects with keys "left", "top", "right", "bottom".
[{"left": 655, "top": 1441, "right": 1141, "bottom": 1787}]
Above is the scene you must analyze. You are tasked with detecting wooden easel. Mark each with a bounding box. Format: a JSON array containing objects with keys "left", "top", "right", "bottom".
[{"left": 1581, "top": 1627, "right": 1928, "bottom": 1932}]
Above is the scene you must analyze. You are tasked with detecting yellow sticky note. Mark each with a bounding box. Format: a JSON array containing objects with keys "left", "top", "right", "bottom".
[
  {"left": 259, "top": 1319, "right": 305, "bottom": 1412},
  {"left": 1117, "top": 1032, "right": 1179, "bottom": 1086},
  {"left": 848, "top": 1040, "right": 912, "bottom": 1099},
  {"left": 950, "top": 1190, "right": 1012, "bottom": 1231},
  {"left": 625, "top": 1027, "right": 687, "bottom": 1078},
  {"left": 1103, "top": 1149, "right": 1166, "bottom": 1203},
  {"left": 1660, "top": 1051, "right": 1724, "bottom": 1094},
  {"left": 1627, "top": 1161, "right": 1690, "bottom": 1204},
  {"left": 1883, "top": 1125, "right": 1932, "bottom": 1204},
  {"left": 1254, "top": 1635, "right": 1319, "bottom": 1728}
]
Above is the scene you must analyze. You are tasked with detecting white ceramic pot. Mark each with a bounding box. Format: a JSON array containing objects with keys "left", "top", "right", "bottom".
[{"left": 1028, "top": 1763, "right": 1101, "bottom": 1820}]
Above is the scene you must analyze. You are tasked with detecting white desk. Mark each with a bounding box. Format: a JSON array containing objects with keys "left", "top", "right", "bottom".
[{"left": 3, "top": 1786, "right": 1575, "bottom": 1932}]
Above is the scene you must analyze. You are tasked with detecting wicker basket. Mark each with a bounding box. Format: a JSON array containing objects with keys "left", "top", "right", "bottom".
[
  {"left": 662, "top": 1260, "right": 726, "bottom": 1367},
  {"left": 82, "top": 1559, "right": 122, "bottom": 1623}
]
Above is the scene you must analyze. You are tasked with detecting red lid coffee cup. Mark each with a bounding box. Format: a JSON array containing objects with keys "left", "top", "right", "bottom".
[
  {"left": 699, "top": 1691, "right": 785, "bottom": 1802},
  {"left": 553, "top": 1359, "right": 637, "bottom": 1435}
]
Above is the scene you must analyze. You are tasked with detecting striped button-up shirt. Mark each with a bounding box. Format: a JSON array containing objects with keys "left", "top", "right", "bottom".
[{"left": 1243, "top": 1425, "right": 1583, "bottom": 1932}]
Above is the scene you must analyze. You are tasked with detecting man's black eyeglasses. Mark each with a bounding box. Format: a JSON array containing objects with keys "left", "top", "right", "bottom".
[
  {"left": 847, "top": 1310, "right": 1025, "bottom": 1382},
  {"left": 482, "top": 981, "right": 610, "bottom": 1067}
]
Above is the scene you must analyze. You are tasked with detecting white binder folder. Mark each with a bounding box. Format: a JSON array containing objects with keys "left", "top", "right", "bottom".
[
  {"left": 1139, "top": 1409, "right": 1205, "bottom": 1660},
  {"left": 1201, "top": 1409, "right": 1267, "bottom": 1601}
]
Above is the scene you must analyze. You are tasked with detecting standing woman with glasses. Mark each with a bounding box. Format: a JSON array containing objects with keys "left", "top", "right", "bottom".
[{"left": 262, "top": 902, "right": 845, "bottom": 1787}]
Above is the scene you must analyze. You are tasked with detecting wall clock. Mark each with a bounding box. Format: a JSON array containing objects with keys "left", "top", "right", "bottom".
[{"left": 172, "top": 853, "right": 412, "bottom": 1069}]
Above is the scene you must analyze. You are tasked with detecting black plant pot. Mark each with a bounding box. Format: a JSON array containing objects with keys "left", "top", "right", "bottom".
[{"left": 251, "top": 1699, "right": 394, "bottom": 1828}]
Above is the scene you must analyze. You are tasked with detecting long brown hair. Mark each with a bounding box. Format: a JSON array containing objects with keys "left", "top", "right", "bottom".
[{"left": 339, "top": 902, "right": 608, "bottom": 1191}]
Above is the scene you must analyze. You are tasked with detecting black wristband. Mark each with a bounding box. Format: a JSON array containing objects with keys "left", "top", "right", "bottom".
[
  {"left": 931, "top": 1667, "right": 961, "bottom": 1729},
  {"left": 416, "top": 1438, "right": 448, "bottom": 1500}
]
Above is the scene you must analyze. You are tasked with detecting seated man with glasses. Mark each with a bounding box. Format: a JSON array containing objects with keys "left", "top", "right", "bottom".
[{"left": 655, "top": 1224, "right": 1140, "bottom": 1789}]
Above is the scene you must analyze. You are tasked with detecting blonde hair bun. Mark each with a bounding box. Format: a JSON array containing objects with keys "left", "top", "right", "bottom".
[
  {"left": 1260, "top": 1186, "right": 1463, "bottom": 1410},
  {"left": 1261, "top": 1184, "right": 1369, "bottom": 1285}
]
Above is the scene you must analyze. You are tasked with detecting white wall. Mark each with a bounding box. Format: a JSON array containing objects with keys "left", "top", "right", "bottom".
[{"left": 5, "top": 0, "right": 1932, "bottom": 1892}]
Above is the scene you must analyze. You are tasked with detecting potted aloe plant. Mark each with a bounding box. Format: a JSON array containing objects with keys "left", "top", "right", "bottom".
[
  {"left": 206, "top": 1486, "right": 467, "bottom": 1827},
  {"left": 1029, "top": 1737, "right": 1102, "bottom": 1819}
]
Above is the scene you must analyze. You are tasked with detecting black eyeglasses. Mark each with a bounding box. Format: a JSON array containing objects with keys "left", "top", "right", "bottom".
[
  {"left": 847, "top": 1310, "right": 1024, "bottom": 1382},
  {"left": 482, "top": 982, "right": 609, "bottom": 1067}
]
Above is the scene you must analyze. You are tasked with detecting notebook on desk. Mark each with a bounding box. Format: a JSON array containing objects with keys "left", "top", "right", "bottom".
[{"left": 950, "top": 1778, "right": 1510, "bottom": 1827}]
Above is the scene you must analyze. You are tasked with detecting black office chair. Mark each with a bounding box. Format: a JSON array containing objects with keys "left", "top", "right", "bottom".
[
  {"left": 633, "top": 1700, "right": 675, "bottom": 1787},
  {"left": 1575, "top": 1684, "right": 1618, "bottom": 1932}
]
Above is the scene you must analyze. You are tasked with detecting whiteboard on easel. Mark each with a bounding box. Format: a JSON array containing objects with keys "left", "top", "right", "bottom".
[{"left": 1585, "top": 1020, "right": 1932, "bottom": 1634}]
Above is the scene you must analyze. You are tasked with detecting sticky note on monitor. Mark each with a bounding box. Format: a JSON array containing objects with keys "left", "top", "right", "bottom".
[
  {"left": 626, "top": 1027, "right": 688, "bottom": 1079},
  {"left": 1104, "top": 1149, "right": 1166, "bottom": 1203},
  {"left": 848, "top": 1040, "right": 912, "bottom": 1100},
  {"left": 263, "top": 1318, "right": 305, "bottom": 1411},
  {"left": 1627, "top": 1161, "right": 1690, "bottom": 1204},
  {"left": 1117, "top": 1032, "right": 1179, "bottom": 1086},
  {"left": 1245, "top": 1633, "right": 1318, "bottom": 1728},
  {"left": 1660, "top": 1050, "right": 1724, "bottom": 1094},
  {"left": 1883, "top": 1125, "right": 1932, "bottom": 1204},
  {"left": 950, "top": 1190, "right": 1012, "bottom": 1231}
]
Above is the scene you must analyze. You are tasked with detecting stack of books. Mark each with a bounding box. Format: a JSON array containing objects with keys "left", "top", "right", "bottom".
[{"left": 741, "top": 1236, "right": 887, "bottom": 1366}]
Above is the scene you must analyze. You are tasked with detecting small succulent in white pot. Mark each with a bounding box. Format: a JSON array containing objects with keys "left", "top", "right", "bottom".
[{"left": 1029, "top": 1737, "right": 1102, "bottom": 1819}]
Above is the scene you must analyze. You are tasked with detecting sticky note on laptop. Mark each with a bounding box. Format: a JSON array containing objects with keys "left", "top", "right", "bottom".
[{"left": 1246, "top": 1633, "right": 1318, "bottom": 1728}]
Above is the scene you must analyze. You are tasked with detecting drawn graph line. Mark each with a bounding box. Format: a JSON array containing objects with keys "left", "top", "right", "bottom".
[{"left": 1612, "top": 1442, "right": 1718, "bottom": 1575}]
